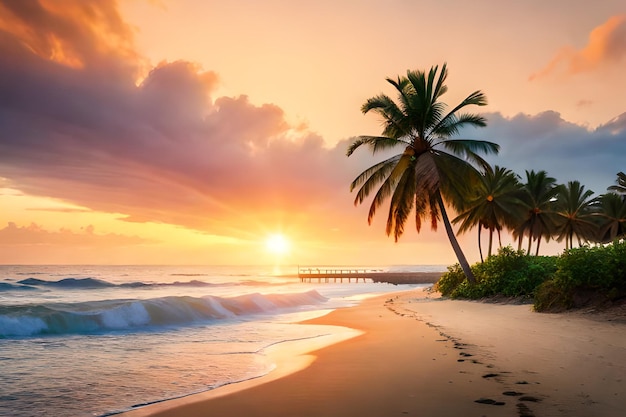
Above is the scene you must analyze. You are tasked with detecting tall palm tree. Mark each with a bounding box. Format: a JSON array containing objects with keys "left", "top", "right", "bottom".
[
  {"left": 595, "top": 192, "right": 626, "bottom": 242},
  {"left": 453, "top": 165, "right": 524, "bottom": 261},
  {"left": 608, "top": 171, "right": 626, "bottom": 199},
  {"left": 346, "top": 64, "right": 500, "bottom": 283},
  {"left": 553, "top": 181, "right": 597, "bottom": 249},
  {"left": 514, "top": 170, "right": 558, "bottom": 255}
]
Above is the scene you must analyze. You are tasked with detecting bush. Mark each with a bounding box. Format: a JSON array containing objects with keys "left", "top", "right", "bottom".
[
  {"left": 477, "top": 247, "right": 529, "bottom": 296},
  {"left": 435, "top": 246, "right": 556, "bottom": 299},
  {"left": 451, "top": 277, "right": 487, "bottom": 299},
  {"left": 437, "top": 240, "right": 625, "bottom": 311},
  {"left": 435, "top": 263, "right": 466, "bottom": 297},
  {"left": 521, "top": 256, "right": 559, "bottom": 296},
  {"left": 554, "top": 240, "right": 626, "bottom": 292},
  {"left": 533, "top": 279, "right": 572, "bottom": 311},
  {"left": 607, "top": 239, "right": 626, "bottom": 291}
]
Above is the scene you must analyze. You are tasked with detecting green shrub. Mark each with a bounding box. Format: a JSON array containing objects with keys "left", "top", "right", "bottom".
[
  {"left": 534, "top": 279, "right": 572, "bottom": 311},
  {"left": 451, "top": 278, "right": 487, "bottom": 299},
  {"left": 520, "top": 256, "right": 558, "bottom": 296},
  {"left": 437, "top": 240, "right": 625, "bottom": 311},
  {"left": 554, "top": 242, "right": 624, "bottom": 291},
  {"left": 607, "top": 239, "right": 626, "bottom": 291},
  {"left": 477, "top": 246, "right": 527, "bottom": 296},
  {"left": 434, "top": 263, "right": 466, "bottom": 296},
  {"left": 435, "top": 247, "right": 556, "bottom": 299}
]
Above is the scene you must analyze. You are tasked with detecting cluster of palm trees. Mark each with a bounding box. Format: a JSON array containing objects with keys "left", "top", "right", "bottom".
[
  {"left": 453, "top": 168, "right": 626, "bottom": 262},
  {"left": 346, "top": 63, "right": 626, "bottom": 283}
]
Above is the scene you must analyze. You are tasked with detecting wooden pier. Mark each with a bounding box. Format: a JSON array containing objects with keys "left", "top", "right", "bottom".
[{"left": 297, "top": 268, "right": 443, "bottom": 285}]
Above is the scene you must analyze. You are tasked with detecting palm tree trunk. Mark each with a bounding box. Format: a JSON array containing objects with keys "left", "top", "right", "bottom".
[
  {"left": 568, "top": 234, "right": 572, "bottom": 250},
  {"left": 436, "top": 191, "right": 476, "bottom": 284},
  {"left": 487, "top": 229, "right": 494, "bottom": 258},
  {"left": 478, "top": 224, "right": 484, "bottom": 263},
  {"left": 535, "top": 236, "right": 541, "bottom": 256}
]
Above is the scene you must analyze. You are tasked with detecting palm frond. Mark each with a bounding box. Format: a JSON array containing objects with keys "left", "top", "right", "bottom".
[
  {"left": 428, "top": 195, "right": 439, "bottom": 231},
  {"left": 431, "top": 91, "right": 487, "bottom": 135},
  {"left": 346, "top": 135, "right": 403, "bottom": 157},
  {"left": 413, "top": 152, "right": 440, "bottom": 198},
  {"left": 453, "top": 205, "right": 483, "bottom": 234},
  {"left": 364, "top": 152, "right": 413, "bottom": 224},
  {"left": 346, "top": 136, "right": 369, "bottom": 157},
  {"left": 607, "top": 171, "right": 626, "bottom": 195},
  {"left": 439, "top": 139, "right": 500, "bottom": 157},
  {"left": 434, "top": 113, "right": 487, "bottom": 137},
  {"left": 361, "top": 94, "right": 394, "bottom": 114},
  {"left": 431, "top": 62, "right": 448, "bottom": 101},
  {"left": 386, "top": 165, "right": 417, "bottom": 240},
  {"left": 406, "top": 67, "right": 450, "bottom": 138},
  {"left": 362, "top": 93, "right": 411, "bottom": 138},
  {"left": 432, "top": 151, "right": 482, "bottom": 210},
  {"left": 350, "top": 155, "right": 401, "bottom": 200},
  {"left": 396, "top": 77, "right": 417, "bottom": 117},
  {"left": 385, "top": 75, "right": 410, "bottom": 94},
  {"left": 413, "top": 193, "right": 427, "bottom": 233},
  {"left": 437, "top": 140, "right": 499, "bottom": 172},
  {"left": 425, "top": 65, "right": 437, "bottom": 105}
]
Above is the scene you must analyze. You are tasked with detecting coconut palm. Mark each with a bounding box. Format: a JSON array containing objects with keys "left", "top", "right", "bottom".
[
  {"left": 608, "top": 171, "right": 626, "bottom": 199},
  {"left": 553, "top": 181, "right": 597, "bottom": 249},
  {"left": 453, "top": 165, "right": 524, "bottom": 261},
  {"left": 595, "top": 192, "right": 626, "bottom": 242},
  {"left": 347, "top": 64, "right": 500, "bottom": 283},
  {"left": 514, "top": 170, "right": 558, "bottom": 255}
]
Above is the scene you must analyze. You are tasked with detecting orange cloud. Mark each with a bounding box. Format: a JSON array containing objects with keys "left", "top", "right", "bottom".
[
  {"left": 530, "top": 14, "right": 626, "bottom": 80},
  {"left": 0, "top": 0, "right": 376, "bottom": 245},
  {"left": 0, "top": 222, "right": 153, "bottom": 247},
  {"left": 0, "top": 0, "right": 139, "bottom": 73}
]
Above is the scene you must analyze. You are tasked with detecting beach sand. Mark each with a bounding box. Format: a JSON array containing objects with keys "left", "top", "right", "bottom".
[{"left": 121, "top": 288, "right": 625, "bottom": 417}]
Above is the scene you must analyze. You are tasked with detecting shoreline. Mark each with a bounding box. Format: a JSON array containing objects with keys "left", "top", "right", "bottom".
[{"left": 120, "top": 288, "right": 625, "bottom": 417}]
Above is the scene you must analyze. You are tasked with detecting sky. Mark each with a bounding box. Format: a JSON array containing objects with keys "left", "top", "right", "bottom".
[{"left": 0, "top": 0, "right": 625, "bottom": 266}]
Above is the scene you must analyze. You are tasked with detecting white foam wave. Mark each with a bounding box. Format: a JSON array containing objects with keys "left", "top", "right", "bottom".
[{"left": 100, "top": 302, "right": 151, "bottom": 329}]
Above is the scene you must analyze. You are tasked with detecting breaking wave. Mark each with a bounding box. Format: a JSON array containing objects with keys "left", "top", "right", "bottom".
[{"left": 0, "top": 290, "right": 328, "bottom": 338}]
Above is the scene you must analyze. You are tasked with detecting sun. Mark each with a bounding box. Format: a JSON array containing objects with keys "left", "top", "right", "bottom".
[{"left": 265, "top": 233, "right": 290, "bottom": 255}]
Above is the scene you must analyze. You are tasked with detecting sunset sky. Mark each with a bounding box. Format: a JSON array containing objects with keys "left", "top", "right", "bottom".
[{"left": 0, "top": 0, "right": 625, "bottom": 266}]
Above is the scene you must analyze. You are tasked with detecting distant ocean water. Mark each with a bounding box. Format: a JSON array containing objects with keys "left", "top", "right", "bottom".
[{"left": 0, "top": 264, "right": 442, "bottom": 417}]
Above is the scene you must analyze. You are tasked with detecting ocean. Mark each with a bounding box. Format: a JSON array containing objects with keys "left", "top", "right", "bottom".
[{"left": 0, "top": 264, "right": 442, "bottom": 417}]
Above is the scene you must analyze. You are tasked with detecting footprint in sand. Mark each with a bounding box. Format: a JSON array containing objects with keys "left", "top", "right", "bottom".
[{"left": 474, "top": 398, "right": 506, "bottom": 406}]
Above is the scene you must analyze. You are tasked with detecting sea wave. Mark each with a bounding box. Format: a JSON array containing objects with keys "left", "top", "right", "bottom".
[
  {"left": 10, "top": 277, "right": 234, "bottom": 290},
  {"left": 0, "top": 290, "right": 327, "bottom": 338},
  {"left": 9, "top": 277, "right": 278, "bottom": 291},
  {"left": 18, "top": 277, "right": 116, "bottom": 288},
  {"left": 0, "top": 282, "right": 38, "bottom": 291}
]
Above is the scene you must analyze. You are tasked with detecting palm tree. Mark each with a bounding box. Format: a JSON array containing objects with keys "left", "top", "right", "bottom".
[
  {"left": 453, "top": 165, "right": 524, "bottom": 261},
  {"left": 595, "top": 192, "right": 626, "bottom": 242},
  {"left": 553, "top": 181, "right": 597, "bottom": 249},
  {"left": 608, "top": 172, "right": 626, "bottom": 199},
  {"left": 514, "top": 170, "right": 558, "bottom": 255},
  {"left": 346, "top": 64, "right": 500, "bottom": 283}
]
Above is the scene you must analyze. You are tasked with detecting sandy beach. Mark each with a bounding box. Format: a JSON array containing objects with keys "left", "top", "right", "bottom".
[{"left": 121, "top": 288, "right": 625, "bottom": 417}]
